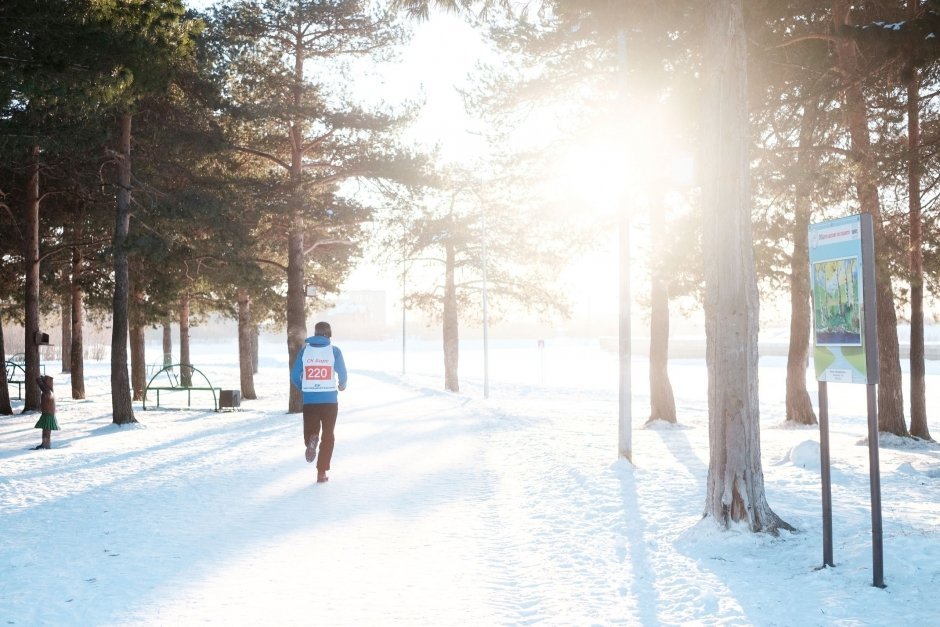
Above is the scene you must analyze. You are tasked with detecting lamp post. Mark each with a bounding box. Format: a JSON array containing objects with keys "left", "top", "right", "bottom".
[
  {"left": 482, "top": 201, "right": 490, "bottom": 400},
  {"left": 402, "top": 256, "right": 407, "bottom": 376},
  {"left": 617, "top": 27, "right": 632, "bottom": 463}
]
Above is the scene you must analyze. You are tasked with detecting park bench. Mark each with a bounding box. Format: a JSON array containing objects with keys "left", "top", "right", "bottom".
[
  {"left": 4, "top": 357, "right": 46, "bottom": 400},
  {"left": 143, "top": 363, "right": 223, "bottom": 411}
]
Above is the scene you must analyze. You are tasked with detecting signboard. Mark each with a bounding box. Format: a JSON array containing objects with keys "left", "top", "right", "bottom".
[
  {"left": 809, "top": 214, "right": 885, "bottom": 588},
  {"left": 808, "top": 214, "right": 879, "bottom": 385}
]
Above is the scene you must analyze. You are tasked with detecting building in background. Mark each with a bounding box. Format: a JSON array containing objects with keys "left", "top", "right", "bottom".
[{"left": 313, "top": 290, "right": 389, "bottom": 340}]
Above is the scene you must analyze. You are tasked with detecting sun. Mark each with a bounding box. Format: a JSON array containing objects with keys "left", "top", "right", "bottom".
[
  {"left": 554, "top": 141, "right": 630, "bottom": 215},
  {"left": 545, "top": 101, "right": 695, "bottom": 218}
]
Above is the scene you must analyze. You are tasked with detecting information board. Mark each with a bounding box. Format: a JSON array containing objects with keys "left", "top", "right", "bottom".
[{"left": 808, "top": 214, "right": 879, "bottom": 384}]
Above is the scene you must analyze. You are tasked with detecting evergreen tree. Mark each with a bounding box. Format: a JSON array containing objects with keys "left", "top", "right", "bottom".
[
  {"left": 210, "top": 0, "right": 424, "bottom": 412},
  {"left": 842, "top": 0, "right": 937, "bottom": 440},
  {"left": 379, "top": 165, "right": 580, "bottom": 392},
  {"left": 700, "top": 0, "right": 792, "bottom": 533},
  {"left": 0, "top": 0, "right": 95, "bottom": 411},
  {"left": 831, "top": 0, "right": 910, "bottom": 437},
  {"left": 747, "top": 1, "right": 842, "bottom": 426},
  {"left": 0, "top": 322, "right": 10, "bottom": 415}
]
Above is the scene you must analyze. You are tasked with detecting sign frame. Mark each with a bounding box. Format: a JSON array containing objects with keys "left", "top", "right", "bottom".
[{"left": 808, "top": 213, "right": 885, "bottom": 589}]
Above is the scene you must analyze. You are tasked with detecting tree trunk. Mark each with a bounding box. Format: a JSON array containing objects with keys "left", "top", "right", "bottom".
[
  {"left": 111, "top": 112, "right": 137, "bottom": 424},
  {"left": 23, "top": 143, "right": 41, "bottom": 412},
  {"left": 130, "top": 324, "right": 145, "bottom": 401},
  {"left": 162, "top": 323, "right": 172, "bottom": 367},
  {"left": 180, "top": 293, "right": 192, "bottom": 388},
  {"left": 832, "top": 0, "right": 908, "bottom": 437},
  {"left": 252, "top": 325, "right": 260, "bottom": 375},
  {"left": 238, "top": 288, "right": 257, "bottom": 400},
  {"left": 60, "top": 287, "right": 71, "bottom": 373},
  {"left": 906, "top": 46, "right": 930, "bottom": 440},
  {"left": 702, "top": 0, "right": 791, "bottom": 533},
  {"left": 443, "top": 240, "right": 459, "bottom": 392},
  {"left": 0, "top": 322, "right": 12, "bottom": 415},
  {"left": 648, "top": 190, "right": 676, "bottom": 424},
  {"left": 286, "top": 40, "right": 307, "bottom": 414},
  {"left": 129, "top": 276, "right": 146, "bottom": 401},
  {"left": 785, "top": 101, "right": 818, "bottom": 425},
  {"left": 287, "top": 220, "right": 305, "bottom": 412},
  {"left": 70, "top": 241, "right": 85, "bottom": 400}
]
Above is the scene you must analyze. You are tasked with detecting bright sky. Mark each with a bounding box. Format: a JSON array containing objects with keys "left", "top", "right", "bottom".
[{"left": 182, "top": 1, "right": 651, "bottom": 330}]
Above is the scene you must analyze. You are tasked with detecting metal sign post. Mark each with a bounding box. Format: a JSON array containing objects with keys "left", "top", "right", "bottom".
[
  {"left": 808, "top": 214, "right": 884, "bottom": 588},
  {"left": 866, "top": 383, "right": 885, "bottom": 588},
  {"left": 818, "top": 380, "right": 834, "bottom": 568}
]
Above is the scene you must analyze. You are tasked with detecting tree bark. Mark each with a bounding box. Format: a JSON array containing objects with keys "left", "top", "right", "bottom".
[
  {"left": 238, "top": 288, "right": 257, "bottom": 400},
  {"left": 286, "top": 38, "right": 308, "bottom": 414},
  {"left": 648, "top": 190, "right": 676, "bottom": 424},
  {"left": 60, "top": 287, "right": 71, "bottom": 374},
  {"left": 130, "top": 324, "right": 145, "bottom": 401},
  {"left": 287, "top": 221, "right": 305, "bottom": 412},
  {"left": 70, "top": 241, "right": 85, "bottom": 399},
  {"left": 162, "top": 323, "right": 172, "bottom": 367},
  {"left": 443, "top": 240, "right": 459, "bottom": 392},
  {"left": 129, "top": 277, "right": 146, "bottom": 401},
  {"left": 702, "top": 0, "right": 791, "bottom": 533},
  {"left": 831, "top": 0, "right": 908, "bottom": 437},
  {"left": 23, "top": 143, "right": 41, "bottom": 412},
  {"left": 252, "top": 325, "right": 260, "bottom": 375},
  {"left": 785, "top": 101, "right": 819, "bottom": 425},
  {"left": 180, "top": 293, "right": 192, "bottom": 388},
  {"left": 906, "top": 38, "right": 930, "bottom": 440},
  {"left": 111, "top": 112, "right": 137, "bottom": 424},
  {"left": 0, "top": 322, "right": 12, "bottom": 414}
]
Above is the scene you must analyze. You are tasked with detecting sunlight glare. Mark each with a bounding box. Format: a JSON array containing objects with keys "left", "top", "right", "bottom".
[{"left": 555, "top": 141, "right": 629, "bottom": 214}]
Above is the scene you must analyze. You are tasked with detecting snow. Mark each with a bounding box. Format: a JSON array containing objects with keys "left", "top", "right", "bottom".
[{"left": 2, "top": 337, "right": 939, "bottom": 625}]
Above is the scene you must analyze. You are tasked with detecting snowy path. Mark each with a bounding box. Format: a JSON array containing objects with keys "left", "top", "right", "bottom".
[
  {"left": 2, "top": 341, "right": 939, "bottom": 626},
  {"left": 2, "top": 366, "right": 702, "bottom": 625}
]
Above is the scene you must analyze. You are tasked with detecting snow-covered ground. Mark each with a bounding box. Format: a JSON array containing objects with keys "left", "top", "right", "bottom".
[{"left": 2, "top": 337, "right": 938, "bottom": 626}]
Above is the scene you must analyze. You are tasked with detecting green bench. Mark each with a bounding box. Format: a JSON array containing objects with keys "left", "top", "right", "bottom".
[
  {"left": 143, "top": 363, "right": 222, "bottom": 411},
  {"left": 5, "top": 357, "right": 45, "bottom": 400}
]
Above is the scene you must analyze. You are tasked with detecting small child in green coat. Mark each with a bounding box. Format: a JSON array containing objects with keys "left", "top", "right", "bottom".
[{"left": 34, "top": 375, "right": 59, "bottom": 450}]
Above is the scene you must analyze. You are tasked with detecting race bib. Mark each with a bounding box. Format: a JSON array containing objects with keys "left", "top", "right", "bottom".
[{"left": 300, "top": 344, "right": 336, "bottom": 392}]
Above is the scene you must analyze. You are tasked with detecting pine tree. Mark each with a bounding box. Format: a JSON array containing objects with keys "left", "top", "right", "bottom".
[
  {"left": 93, "top": 0, "right": 202, "bottom": 424},
  {"left": 210, "top": 0, "right": 422, "bottom": 412},
  {"left": 831, "top": 0, "right": 910, "bottom": 437},
  {"left": 701, "top": 0, "right": 792, "bottom": 533}
]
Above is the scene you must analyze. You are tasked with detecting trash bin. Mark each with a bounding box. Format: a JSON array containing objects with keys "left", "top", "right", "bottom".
[{"left": 219, "top": 389, "right": 241, "bottom": 410}]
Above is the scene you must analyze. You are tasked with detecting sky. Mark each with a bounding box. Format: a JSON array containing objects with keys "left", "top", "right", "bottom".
[
  {"left": 184, "top": 1, "right": 512, "bottom": 316},
  {"left": 176, "top": 3, "right": 938, "bottom": 333},
  {"left": 2, "top": 337, "right": 939, "bottom": 624}
]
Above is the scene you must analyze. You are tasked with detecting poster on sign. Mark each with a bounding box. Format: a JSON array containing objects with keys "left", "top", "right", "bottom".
[
  {"left": 807, "top": 214, "right": 878, "bottom": 385},
  {"left": 812, "top": 256, "right": 862, "bottom": 346}
]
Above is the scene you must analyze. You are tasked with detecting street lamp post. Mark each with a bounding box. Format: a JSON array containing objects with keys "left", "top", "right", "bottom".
[
  {"left": 402, "top": 257, "right": 407, "bottom": 376},
  {"left": 481, "top": 194, "right": 490, "bottom": 400},
  {"left": 617, "top": 27, "right": 632, "bottom": 463}
]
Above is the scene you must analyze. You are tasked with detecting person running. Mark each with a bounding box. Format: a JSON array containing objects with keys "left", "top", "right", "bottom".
[{"left": 290, "top": 321, "right": 347, "bottom": 483}]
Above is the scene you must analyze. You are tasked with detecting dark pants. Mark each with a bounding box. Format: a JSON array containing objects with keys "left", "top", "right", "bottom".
[{"left": 303, "top": 403, "right": 338, "bottom": 471}]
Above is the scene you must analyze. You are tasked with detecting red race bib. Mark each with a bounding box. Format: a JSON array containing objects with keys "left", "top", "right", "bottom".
[{"left": 305, "top": 365, "right": 333, "bottom": 381}]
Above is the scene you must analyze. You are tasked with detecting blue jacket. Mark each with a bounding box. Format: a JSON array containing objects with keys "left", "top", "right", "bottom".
[{"left": 290, "top": 335, "right": 347, "bottom": 405}]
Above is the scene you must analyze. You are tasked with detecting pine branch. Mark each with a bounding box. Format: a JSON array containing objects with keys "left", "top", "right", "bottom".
[
  {"left": 303, "top": 239, "right": 353, "bottom": 256},
  {"left": 232, "top": 144, "right": 291, "bottom": 171}
]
